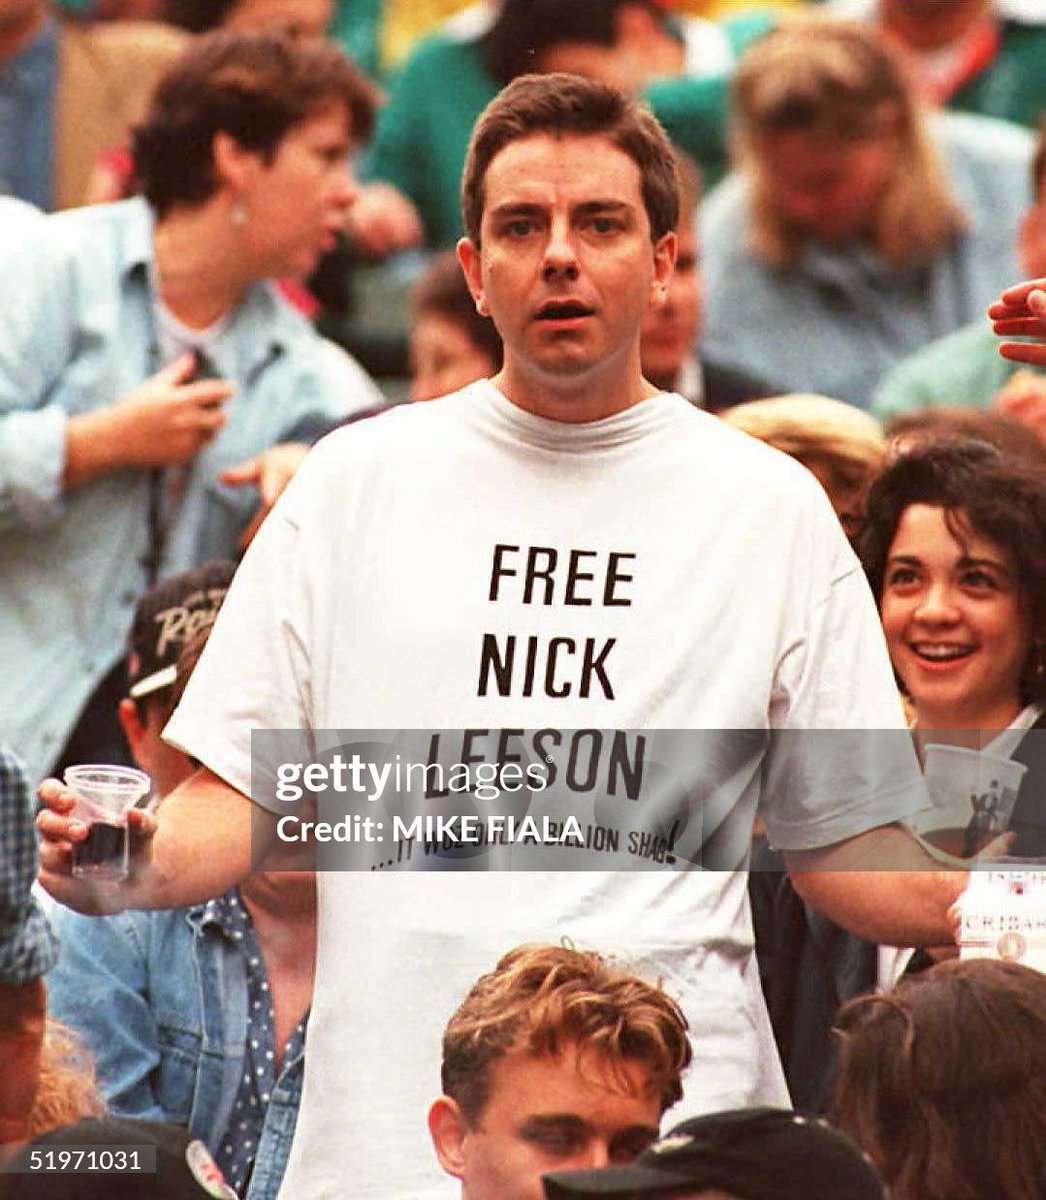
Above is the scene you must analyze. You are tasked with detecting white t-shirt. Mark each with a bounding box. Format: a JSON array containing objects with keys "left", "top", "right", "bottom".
[{"left": 167, "top": 383, "right": 922, "bottom": 1200}]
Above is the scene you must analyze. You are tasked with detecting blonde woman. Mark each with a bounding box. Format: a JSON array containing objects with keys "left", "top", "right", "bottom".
[{"left": 700, "top": 17, "right": 1033, "bottom": 409}]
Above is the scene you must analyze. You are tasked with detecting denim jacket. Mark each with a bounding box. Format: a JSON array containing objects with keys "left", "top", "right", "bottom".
[
  {"left": 0, "top": 198, "right": 381, "bottom": 783},
  {"left": 47, "top": 891, "right": 304, "bottom": 1200}
]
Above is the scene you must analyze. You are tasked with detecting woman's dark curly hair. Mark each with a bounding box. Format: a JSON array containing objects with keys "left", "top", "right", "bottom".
[{"left": 860, "top": 436, "right": 1046, "bottom": 704}]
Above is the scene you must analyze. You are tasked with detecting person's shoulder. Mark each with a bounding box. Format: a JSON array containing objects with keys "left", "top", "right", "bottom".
[
  {"left": 4, "top": 197, "right": 143, "bottom": 273},
  {"left": 673, "top": 402, "right": 851, "bottom": 571},
  {"left": 671, "top": 397, "right": 829, "bottom": 490},
  {"left": 931, "top": 109, "right": 1034, "bottom": 171}
]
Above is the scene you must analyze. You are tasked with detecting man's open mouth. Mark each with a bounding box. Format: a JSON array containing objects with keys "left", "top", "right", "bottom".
[{"left": 535, "top": 301, "right": 595, "bottom": 321}]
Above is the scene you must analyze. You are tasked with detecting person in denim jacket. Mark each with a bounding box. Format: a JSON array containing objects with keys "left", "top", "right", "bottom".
[{"left": 46, "top": 567, "right": 316, "bottom": 1200}]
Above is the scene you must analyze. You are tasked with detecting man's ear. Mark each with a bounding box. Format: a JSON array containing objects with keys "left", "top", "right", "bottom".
[
  {"left": 428, "top": 1095, "right": 469, "bottom": 1181},
  {"left": 118, "top": 697, "right": 149, "bottom": 771},
  {"left": 651, "top": 229, "right": 677, "bottom": 305},
  {"left": 457, "top": 237, "right": 489, "bottom": 316}
]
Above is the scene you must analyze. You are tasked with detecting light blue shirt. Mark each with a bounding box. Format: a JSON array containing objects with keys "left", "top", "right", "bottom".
[
  {"left": 0, "top": 198, "right": 378, "bottom": 782},
  {"left": 0, "top": 17, "right": 57, "bottom": 209}
]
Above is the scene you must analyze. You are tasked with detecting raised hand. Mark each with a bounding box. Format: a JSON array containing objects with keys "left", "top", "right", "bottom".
[
  {"left": 64, "top": 353, "right": 235, "bottom": 489},
  {"left": 989, "top": 279, "right": 1046, "bottom": 368}
]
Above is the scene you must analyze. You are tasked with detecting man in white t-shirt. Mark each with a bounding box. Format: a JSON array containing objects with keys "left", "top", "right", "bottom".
[{"left": 41, "top": 73, "right": 968, "bottom": 1200}]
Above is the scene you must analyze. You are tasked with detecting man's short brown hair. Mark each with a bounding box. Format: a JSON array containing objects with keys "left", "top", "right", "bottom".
[
  {"left": 460, "top": 73, "right": 679, "bottom": 246},
  {"left": 441, "top": 943, "right": 691, "bottom": 1124},
  {"left": 133, "top": 29, "right": 378, "bottom": 216}
]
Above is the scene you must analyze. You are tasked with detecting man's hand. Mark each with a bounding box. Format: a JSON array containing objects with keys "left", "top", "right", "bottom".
[
  {"left": 41, "top": 768, "right": 256, "bottom": 913},
  {"left": 64, "top": 353, "right": 235, "bottom": 489},
  {"left": 346, "top": 182, "right": 424, "bottom": 258},
  {"left": 992, "top": 369, "right": 1046, "bottom": 442},
  {"left": 35, "top": 779, "right": 158, "bottom": 916},
  {"left": 989, "top": 278, "right": 1046, "bottom": 367},
  {"left": 220, "top": 441, "right": 310, "bottom": 549}
]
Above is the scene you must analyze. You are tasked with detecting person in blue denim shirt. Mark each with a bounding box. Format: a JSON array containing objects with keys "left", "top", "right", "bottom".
[
  {"left": 46, "top": 568, "right": 317, "bottom": 1200},
  {"left": 0, "top": 30, "right": 383, "bottom": 785}
]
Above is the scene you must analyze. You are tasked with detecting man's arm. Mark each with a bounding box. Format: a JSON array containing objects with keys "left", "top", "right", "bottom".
[
  {"left": 784, "top": 823, "right": 968, "bottom": 946},
  {"left": 37, "top": 767, "right": 258, "bottom": 915}
]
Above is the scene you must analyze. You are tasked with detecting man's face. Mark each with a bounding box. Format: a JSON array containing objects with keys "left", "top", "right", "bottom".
[
  {"left": 755, "top": 130, "right": 897, "bottom": 246},
  {"left": 458, "top": 133, "right": 675, "bottom": 419},
  {"left": 432, "top": 1044, "right": 662, "bottom": 1200},
  {"left": 640, "top": 213, "right": 700, "bottom": 390}
]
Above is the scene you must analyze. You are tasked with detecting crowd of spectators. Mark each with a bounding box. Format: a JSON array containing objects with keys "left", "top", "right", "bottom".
[{"left": 3, "top": 3, "right": 1046, "bottom": 1199}]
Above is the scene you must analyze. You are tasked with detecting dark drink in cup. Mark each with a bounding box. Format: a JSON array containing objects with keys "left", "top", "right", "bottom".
[
  {"left": 63, "top": 765, "right": 151, "bottom": 882},
  {"left": 69, "top": 802, "right": 129, "bottom": 881}
]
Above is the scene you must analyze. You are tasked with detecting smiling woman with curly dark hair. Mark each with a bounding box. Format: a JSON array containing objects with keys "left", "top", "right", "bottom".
[{"left": 859, "top": 436, "right": 1046, "bottom": 857}]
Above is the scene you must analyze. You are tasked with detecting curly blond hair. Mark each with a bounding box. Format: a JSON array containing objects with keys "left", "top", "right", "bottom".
[{"left": 441, "top": 943, "right": 691, "bottom": 1123}]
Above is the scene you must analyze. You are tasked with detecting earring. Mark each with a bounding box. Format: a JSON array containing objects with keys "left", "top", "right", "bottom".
[
  {"left": 1033, "top": 640, "right": 1046, "bottom": 681},
  {"left": 231, "top": 199, "right": 248, "bottom": 228}
]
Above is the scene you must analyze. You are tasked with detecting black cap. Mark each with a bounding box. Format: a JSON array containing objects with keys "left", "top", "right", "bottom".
[
  {"left": 1, "top": 1117, "right": 238, "bottom": 1198},
  {"left": 127, "top": 562, "right": 235, "bottom": 700},
  {"left": 543, "top": 1108, "right": 887, "bottom": 1200}
]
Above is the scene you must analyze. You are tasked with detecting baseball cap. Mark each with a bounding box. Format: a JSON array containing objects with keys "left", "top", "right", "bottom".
[
  {"left": 543, "top": 1108, "right": 887, "bottom": 1200},
  {"left": 127, "top": 562, "right": 236, "bottom": 700},
  {"left": 1, "top": 1117, "right": 238, "bottom": 1199}
]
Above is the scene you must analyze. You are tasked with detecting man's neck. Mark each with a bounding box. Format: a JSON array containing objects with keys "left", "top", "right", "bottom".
[
  {"left": 495, "top": 352, "right": 655, "bottom": 424},
  {"left": 0, "top": 3, "right": 47, "bottom": 64}
]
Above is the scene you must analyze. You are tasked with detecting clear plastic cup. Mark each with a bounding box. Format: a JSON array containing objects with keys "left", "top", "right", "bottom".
[
  {"left": 63, "top": 764, "right": 151, "bottom": 882},
  {"left": 914, "top": 745, "right": 1028, "bottom": 860}
]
